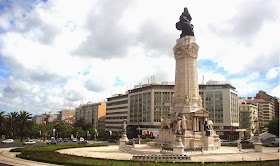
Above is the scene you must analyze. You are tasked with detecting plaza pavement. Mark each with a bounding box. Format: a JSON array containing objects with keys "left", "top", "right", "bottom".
[{"left": 58, "top": 144, "right": 280, "bottom": 162}]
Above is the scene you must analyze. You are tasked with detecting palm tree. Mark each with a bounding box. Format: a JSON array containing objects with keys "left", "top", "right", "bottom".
[
  {"left": 17, "top": 111, "right": 33, "bottom": 142},
  {"left": 0, "top": 111, "right": 7, "bottom": 135},
  {"left": 7, "top": 112, "right": 18, "bottom": 138}
]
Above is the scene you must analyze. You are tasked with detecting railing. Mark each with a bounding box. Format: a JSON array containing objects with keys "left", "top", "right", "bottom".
[
  {"left": 132, "top": 154, "right": 190, "bottom": 162},
  {"left": 184, "top": 147, "right": 202, "bottom": 152}
]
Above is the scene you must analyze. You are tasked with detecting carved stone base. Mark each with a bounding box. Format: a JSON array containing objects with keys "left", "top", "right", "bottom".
[
  {"left": 119, "top": 140, "right": 127, "bottom": 149},
  {"left": 253, "top": 142, "right": 262, "bottom": 152}
]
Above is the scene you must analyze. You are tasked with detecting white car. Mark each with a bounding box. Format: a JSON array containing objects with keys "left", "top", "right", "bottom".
[
  {"left": 72, "top": 138, "right": 77, "bottom": 142},
  {"left": 23, "top": 140, "right": 36, "bottom": 145},
  {"left": 1, "top": 139, "right": 14, "bottom": 144}
]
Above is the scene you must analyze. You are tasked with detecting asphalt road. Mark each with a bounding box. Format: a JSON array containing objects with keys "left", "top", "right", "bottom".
[{"left": 0, "top": 141, "right": 81, "bottom": 148}]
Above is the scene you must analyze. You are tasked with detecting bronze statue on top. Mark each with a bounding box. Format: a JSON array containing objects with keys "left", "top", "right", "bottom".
[{"left": 176, "top": 7, "right": 194, "bottom": 38}]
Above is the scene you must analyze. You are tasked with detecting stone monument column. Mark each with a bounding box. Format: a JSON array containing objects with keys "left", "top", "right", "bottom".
[{"left": 173, "top": 36, "right": 201, "bottom": 113}]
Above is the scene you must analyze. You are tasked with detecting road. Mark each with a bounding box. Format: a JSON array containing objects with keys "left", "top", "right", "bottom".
[{"left": 0, "top": 141, "right": 82, "bottom": 148}]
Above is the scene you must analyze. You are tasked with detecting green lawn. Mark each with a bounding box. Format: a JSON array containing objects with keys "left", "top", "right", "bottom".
[{"left": 11, "top": 145, "right": 279, "bottom": 166}]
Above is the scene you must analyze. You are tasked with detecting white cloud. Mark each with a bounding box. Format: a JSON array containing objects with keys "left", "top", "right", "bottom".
[
  {"left": 270, "top": 85, "right": 280, "bottom": 98},
  {"left": 266, "top": 67, "right": 280, "bottom": 80},
  {"left": 247, "top": 72, "right": 260, "bottom": 80}
]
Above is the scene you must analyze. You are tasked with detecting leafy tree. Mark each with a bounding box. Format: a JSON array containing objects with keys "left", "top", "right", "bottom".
[
  {"left": 267, "top": 118, "right": 279, "bottom": 136},
  {"left": 17, "top": 111, "right": 33, "bottom": 142},
  {"left": 53, "top": 122, "right": 71, "bottom": 138},
  {"left": 0, "top": 111, "right": 6, "bottom": 135},
  {"left": 72, "top": 127, "right": 86, "bottom": 138},
  {"left": 31, "top": 124, "right": 45, "bottom": 138},
  {"left": 73, "top": 118, "right": 92, "bottom": 130}
]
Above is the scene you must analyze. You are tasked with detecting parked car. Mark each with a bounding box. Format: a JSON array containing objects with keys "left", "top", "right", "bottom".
[
  {"left": 56, "top": 138, "right": 62, "bottom": 142},
  {"left": 271, "top": 138, "right": 279, "bottom": 145},
  {"left": 72, "top": 138, "right": 77, "bottom": 142},
  {"left": 78, "top": 137, "right": 87, "bottom": 144},
  {"left": 47, "top": 139, "right": 57, "bottom": 145},
  {"left": 64, "top": 138, "right": 68, "bottom": 142},
  {"left": 23, "top": 140, "right": 36, "bottom": 145},
  {"left": 1, "top": 139, "right": 14, "bottom": 144}
]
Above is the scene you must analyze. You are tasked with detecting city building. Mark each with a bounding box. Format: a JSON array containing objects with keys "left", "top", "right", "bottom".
[
  {"left": 33, "top": 115, "right": 44, "bottom": 124},
  {"left": 199, "top": 81, "right": 245, "bottom": 140},
  {"left": 238, "top": 98, "right": 258, "bottom": 138},
  {"left": 57, "top": 110, "right": 75, "bottom": 122},
  {"left": 75, "top": 102, "right": 106, "bottom": 130},
  {"left": 128, "top": 83, "right": 174, "bottom": 138},
  {"left": 98, "top": 116, "right": 106, "bottom": 131},
  {"left": 255, "top": 90, "right": 279, "bottom": 119},
  {"left": 105, "top": 94, "right": 128, "bottom": 134},
  {"left": 253, "top": 99, "right": 275, "bottom": 129}
]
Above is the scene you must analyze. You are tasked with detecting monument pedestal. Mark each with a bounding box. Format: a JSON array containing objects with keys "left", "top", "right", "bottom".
[
  {"left": 173, "top": 135, "right": 184, "bottom": 155},
  {"left": 203, "top": 136, "right": 215, "bottom": 150},
  {"left": 253, "top": 142, "right": 262, "bottom": 152},
  {"left": 119, "top": 120, "right": 129, "bottom": 150},
  {"left": 119, "top": 133, "right": 129, "bottom": 149},
  {"left": 252, "top": 134, "right": 262, "bottom": 152}
]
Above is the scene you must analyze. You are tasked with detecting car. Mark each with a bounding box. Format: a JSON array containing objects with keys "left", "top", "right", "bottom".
[
  {"left": 64, "top": 138, "right": 68, "bottom": 142},
  {"left": 78, "top": 140, "right": 87, "bottom": 144},
  {"left": 78, "top": 137, "right": 87, "bottom": 144},
  {"left": 1, "top": 139, "right": 14, "bottom": 144},
  {"left": 72, "top": 138, "right": 77, "bottom": 142},
  {"left": 23, "top": 140, "right": 36, "bottom": 145},
  {"left": 271, "top": 138, "right": 279, "bottom": 145},
  {"left": 47, "top": 140, "right": 57, "bottom": 145},
  {"left": 56, "top": 138, "right": 62, "bottom": 142}
]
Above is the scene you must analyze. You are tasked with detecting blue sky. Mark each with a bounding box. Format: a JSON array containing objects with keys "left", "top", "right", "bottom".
[{"left": 0, "top": 0, "right": 279, "bottom": 115}]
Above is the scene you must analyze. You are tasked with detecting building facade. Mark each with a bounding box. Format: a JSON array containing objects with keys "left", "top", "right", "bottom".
[
  {"left": 75, "top": 102, "right": 106, "bottom": 130},
  {"left": 105, "top": 94, "right": 128, "bottom": 133},
  {"left": 253, "top": 99, "right": 275, "bottom": 129},
  {"left": 128, "top": 84, "right": 174, "bottom": 137},
  {"left": 239, "top": 99, "right": 258, "bottom": 138},
  {"left": 199, "top": 82, "right": 244, "bottom": 140},
  {"left": 57, "top": 110, "right": 75, "bottom": 122},
  {"left": 33, "top": 115, "right": 44, "bottom": 124},
  {"left": 255, "top": 90, "right": 279, "bottom": 119}
]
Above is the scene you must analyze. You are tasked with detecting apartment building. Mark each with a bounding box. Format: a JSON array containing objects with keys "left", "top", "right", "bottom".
[
  {"left": 199, "top": 82, "right": 245, "bottom": 140},
  {"left": 105, "top": 94, "right": 128, "bottom": 133},
  {"left": 255, "top": 90, "right": 279, "bottom": 118},
  {"left": 75, "top": 102, "right": 106, "bottom": 130},
  {"left": 253, "top": 99, "right": 274, "bottom": 129},
  {"left": 128, "top": 83, "right": 174, "bottom": 137},
  {"left": 238, "top": 98, "right": 258, "bottom": 137},
  {"left": 33, "top": 115, "right": 44, "bottom": 124},
  {"left": 57, "top": 110, "right": 75, "bottom": 122}
]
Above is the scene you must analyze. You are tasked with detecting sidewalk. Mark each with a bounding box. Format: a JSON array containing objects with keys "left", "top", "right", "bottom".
[{"left": 0, "top": 148, "right": 60, "bottom": 166}]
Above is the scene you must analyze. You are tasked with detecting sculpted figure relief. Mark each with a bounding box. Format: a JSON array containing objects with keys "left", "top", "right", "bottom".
[{"left": 176, "top": 7, "right": 194, "bottom": 38}]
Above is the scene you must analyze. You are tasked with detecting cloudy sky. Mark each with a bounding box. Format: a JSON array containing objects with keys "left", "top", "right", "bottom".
[{"left": 0, "top": 0, "right": 279, "bottom": 115}]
